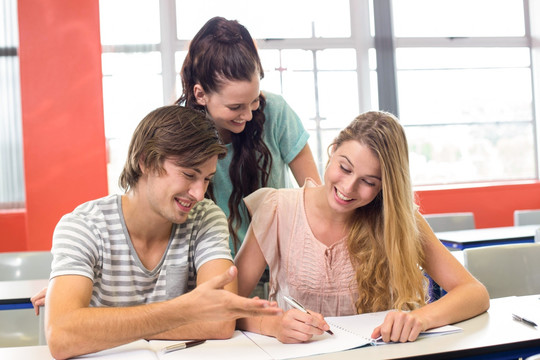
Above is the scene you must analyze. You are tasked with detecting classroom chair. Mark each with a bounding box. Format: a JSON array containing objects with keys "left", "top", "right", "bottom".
[
  {"left": 423, "top": 212, "right": 476, "bottom": 232},
  {"left": 0, "top": 251, "right": 52, "bottom": 281},
  {"left": 0, "top": 251, "right": 52, "bottom": 347},
  {"left": 514, "top": 209, "right": 540, "bottom": 226},
  {"left": 463, "top": 243, "right": 540, "bottom": 299}
]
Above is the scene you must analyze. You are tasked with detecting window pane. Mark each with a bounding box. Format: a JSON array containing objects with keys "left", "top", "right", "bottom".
[
  {"left": 0, "top": 0, "right": 24, "bottom": 209},
  {"left": 317, "top": 48, "right": 357, "bottom": 70},
  {"left": 397, "top": 47, "right": 531, "bottom": 70},
  {"left": 398, "top": 67, "right": 533, "bottom": 125},
  {"left": 407, "top": 123, "right": 535, "bottom": 185},
  {"left": 99, "top": 0, "right": 160, "bottom": 44},
  {"left": 396, "top": 48, "right": 533, "bottom": 126},
  {"left": 102, "top": 53, "right": 163, "bottom": 194},
  {"left": 392, "top": 0, "right": 525, "bottom": 37},
  {"left": 176, "top": 0, "right": 350, "bottom": 39}
]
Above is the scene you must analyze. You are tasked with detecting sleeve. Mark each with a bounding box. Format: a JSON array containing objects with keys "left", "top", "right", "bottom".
[
  {"left": 192, "top": 200, "right": 233, "bottom": 271},
  {"left": 265, "top": 92, "right": 310, "bottom": 164},
  {"left": 49, "top": 213, "right": 100, "bottom": 281},
  {"left": 244, "top": 188, "right": 281, "bottom": 270}
]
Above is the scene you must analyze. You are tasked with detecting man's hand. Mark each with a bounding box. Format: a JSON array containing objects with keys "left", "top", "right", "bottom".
[{"left": 181, "top": 266, "right": 282, "bottom": 322}]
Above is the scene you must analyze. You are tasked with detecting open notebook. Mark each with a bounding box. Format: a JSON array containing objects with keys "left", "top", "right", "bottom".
[
  {"left": 75, "top": 311, "right": 461, "bottom": 360},
  {"left": 243, "top": 310, "right": 462, "bottom": 359}
]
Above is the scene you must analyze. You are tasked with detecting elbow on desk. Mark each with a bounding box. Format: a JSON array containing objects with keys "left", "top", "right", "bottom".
[
  {"left": 472, "top": 280, "right": 491, "bottom": 315},
  {"left": 207, "top": 320, "right": 236, "bottom": 340},
  {"left": 46, "top": 323, "right": 86, "bottom": 360},
  {"left": 46, "top": 331, "right": 75, "bottom": 360}
]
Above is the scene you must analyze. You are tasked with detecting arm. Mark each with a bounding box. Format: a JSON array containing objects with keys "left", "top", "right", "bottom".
[
  {"left": 46, "top": 266, "right": 281, "bottom": 360},
  {"left": 235, "top": 227, "right": 330, "bottom": 343},
  {"left": 235, "top": 226, "right": 268, "bottom": 298},
  {"left": 288, "top": 144, "right": 321, "bottom": 186},
  {"left": 30, "top": 287, "right": 47, "bottom": 315},
  {"left": 372, "top": 214, "right": 490, "bottom": 343},
  {"left": 146, "top": 258, "right": 238, "bottom": 340}
]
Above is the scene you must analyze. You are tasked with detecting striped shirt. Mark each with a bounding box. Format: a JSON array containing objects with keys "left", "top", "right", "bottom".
[{"left": 50, "top": 194, "right": 232, "bottom": 307}]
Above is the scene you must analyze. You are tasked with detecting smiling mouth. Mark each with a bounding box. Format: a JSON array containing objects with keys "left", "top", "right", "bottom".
[
  {"left": 232, "top": 119, "right": 245, "bottom": 125},
  {"left": 335, "top": 188, "right": 353, "bottom": 201},
  {"left": 175, "top": 197, "right": 193, "bottom": 210}
]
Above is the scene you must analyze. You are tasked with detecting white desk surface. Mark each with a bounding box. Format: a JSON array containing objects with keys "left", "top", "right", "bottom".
[
  {"left": 436, "top": 224, "right": 539, "bottom": 243},
  {"left": 1, "top": 295, "right": 539, "bottom": 360},
  {"left": 298, "top": 295, "right": 540, "bottom": 359},
  {"left": 0, "top": 279, "right": 49, "bottom": 302}
]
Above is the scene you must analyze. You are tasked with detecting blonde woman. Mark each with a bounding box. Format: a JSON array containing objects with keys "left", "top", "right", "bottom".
[{"left": 235, "top": 111, "right": 489, "bottom": 343}]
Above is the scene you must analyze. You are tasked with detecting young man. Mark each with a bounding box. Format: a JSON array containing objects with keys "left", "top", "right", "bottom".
[{"left": 41, "top": 106, "right": 281, "bottom": 360}]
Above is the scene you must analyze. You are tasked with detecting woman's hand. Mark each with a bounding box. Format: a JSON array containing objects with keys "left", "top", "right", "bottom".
[
  {"left": 371, "top": 310, "right": 427, "bottom": 343},
  {"left": 273, "top": 309, "right": 330, "bottom": 343},
  {"left": 30, "top": 287, "right": 48, "bottom": 315}
]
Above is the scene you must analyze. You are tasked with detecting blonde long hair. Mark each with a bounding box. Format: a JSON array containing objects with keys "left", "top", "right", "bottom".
[{"left": 331, "top": 111, "right": 427, "bottom": 313}]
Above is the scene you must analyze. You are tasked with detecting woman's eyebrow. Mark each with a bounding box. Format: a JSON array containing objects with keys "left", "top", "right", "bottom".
[{"left": 339, "top": 155, "right": 381, "bottom": 181}]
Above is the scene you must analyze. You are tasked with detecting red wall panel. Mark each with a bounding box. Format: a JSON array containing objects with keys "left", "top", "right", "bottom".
[{"left": 0, "top": 0, "right": 108, "bottom": 252}]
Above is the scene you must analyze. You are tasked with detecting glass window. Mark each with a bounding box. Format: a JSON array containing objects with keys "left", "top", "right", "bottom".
[
  {"left": 0, "top": 0, "right": 25, "bottom": 209},
  {"left": 407, "top": 123, "right": 535, "bottom": 184},
  {"left": 393, "top": 0, "right": 525, "bottom": 37},
  {"left": 99, "top": 0, "right": 538, "bottom": 190},
  {"left": 392, "top": 0, "right": 535, "bottom": 186},
  {"left": 99, "top": 0, "right": 160, "bottom": 45},
  {"left": 175, "top": 0, "right": 351, "bottom": 39},
  {"left": 101, "top": 52, "right": 163, "bottom": 194}
]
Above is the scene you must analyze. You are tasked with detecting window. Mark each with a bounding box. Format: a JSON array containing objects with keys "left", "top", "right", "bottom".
[
  {"left": 99, "top": 0, "right": 539, "bottom": 193},
  {"left": 390, "top": 0, "right": 537, "bottom": 185},
  {"left": 0, "top": 0, "right": 25, "bottom": 209}
]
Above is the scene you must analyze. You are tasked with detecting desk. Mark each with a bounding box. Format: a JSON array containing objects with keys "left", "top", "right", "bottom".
[
  {"left": 299, "top": 295, "right": 540, "bottom": 359},
  {"left": 1, "top": 295, "right": 540, "bottom": 360},
  {"left": 0, "top": 279, "right": 48, "bottom": 310},
  {"left": 436, "top": 224, "right": 539, "bottom": 250}
]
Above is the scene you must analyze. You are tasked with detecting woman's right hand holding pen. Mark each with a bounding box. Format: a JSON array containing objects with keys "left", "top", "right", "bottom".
[{"left": 267, "top": 308, "right": 331, "bottom": 343}]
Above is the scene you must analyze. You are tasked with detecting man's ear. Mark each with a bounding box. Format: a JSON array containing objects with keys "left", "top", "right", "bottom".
[
  {"left": 193, "top": 84, "right": 207, "bottom": 106},
  {"left": 138, "top": 156, "right": 147, "bottom": 174}
]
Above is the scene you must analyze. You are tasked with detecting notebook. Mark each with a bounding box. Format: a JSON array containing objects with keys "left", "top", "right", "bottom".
[
  {"left": 242, "top": 310, "right": 462, "bottom": 359},
  {"left": 75, "top": 311, "right": 461, "bottom": 359}
]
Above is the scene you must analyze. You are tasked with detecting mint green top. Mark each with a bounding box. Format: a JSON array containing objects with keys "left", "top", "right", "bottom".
[{"left": 213, "top": 91, "right": 310, "bottom": 256}]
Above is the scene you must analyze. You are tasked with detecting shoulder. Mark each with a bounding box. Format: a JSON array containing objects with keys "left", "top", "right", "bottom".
[
  {"left": 244, "top": 187, "right": 302, "bottom": 215},
  {"left": 261, "top": 91, "right": 293, "bottom": 117},
  {"left": 57, "top": 194, "right": 119, "bottom": 231},
  {"left": 262, "top": 91, "right": 285, "bottom": 106},
  {"left": 188, "top": 198, "right": 227, "bottom": 224}
]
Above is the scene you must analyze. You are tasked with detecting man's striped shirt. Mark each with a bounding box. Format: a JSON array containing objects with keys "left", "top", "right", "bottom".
[{"left": 50, "top": 194, "right": 232, "bottom": 307}]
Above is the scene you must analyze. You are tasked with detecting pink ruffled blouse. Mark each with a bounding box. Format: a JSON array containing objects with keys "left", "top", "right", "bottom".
[{"left": 244, "top": 180, "right": 359, "bottom": 316}]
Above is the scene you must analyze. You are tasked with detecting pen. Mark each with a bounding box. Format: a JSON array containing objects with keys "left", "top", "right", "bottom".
[
  {"left": 283, "top": 295, "right": 334, "bottom": 335},
  {"left": 160, "top": 339, "right": 206, "bottom": 354},
  {"left": 512, "top": 313, "right": 538, "bottom": 328}
]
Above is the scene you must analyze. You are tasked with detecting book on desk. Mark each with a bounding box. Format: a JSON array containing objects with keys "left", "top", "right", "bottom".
[{"left": 75, "top": 311, "right": 461, "bottom": 360}]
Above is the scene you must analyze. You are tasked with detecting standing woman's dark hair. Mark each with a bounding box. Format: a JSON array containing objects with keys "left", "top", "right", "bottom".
[{"left": 177, "top": 17, "right": 272, "bottom": 252}]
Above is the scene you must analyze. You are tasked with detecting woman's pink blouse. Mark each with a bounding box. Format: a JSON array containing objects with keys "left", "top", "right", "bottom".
[{"left": 244, "top": 181, "right": 359, "bottom": 316}]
